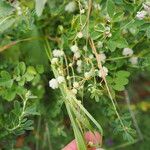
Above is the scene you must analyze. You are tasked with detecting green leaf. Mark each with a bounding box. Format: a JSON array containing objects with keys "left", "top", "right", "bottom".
[
  {"left": 107, "top": 0, "right": 115, "bottom": 18},
  {"left": 3, "top": 89, "right": 16, "bottom": 101},
  {"left": 146, "top": 26, "right": 150, "bottom": 39},
  {"left": 27, "top": 66, "right": 37, "bottom": 75},
  {"left": 25, "top": 105, "right": 40, "bottom": 116},
  {"left": 107, "top": 40, "right": 117, "bottom": 52},
  {"left": 35, "top": 0, "right": 47, "bottom": 16},
  {"left": 113, "top": 12, "right": 124, "bottom": 22},
  {"left": 116, "top": 71, "right": 130, "bottom": 78},
  {"left": 0, "top": 1, "right": 14, "bottom": 18},
  {"left": 0, "top": 78, "right": 13, "bottom": 88},
  {"left": 36, "top": 65, "right": 44, "bottom": 74},
  {"left": 0, "top": 18, "right": 15, "bottom": 33},
  {"left": 18, "top": 62, "right": 26, "bottom": 75},
  {"left": 66, "top": 103, "right": 87, "bottom": 150},
  {"left": 115, "top": 77, "right": 129, "bottom": 85}
]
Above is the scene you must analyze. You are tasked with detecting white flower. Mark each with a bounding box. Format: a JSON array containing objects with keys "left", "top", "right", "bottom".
[
  {"left": 136, "top": 11, "right": 147, "bottom": 20},
  {"left": 89, "top": 54, "right": 94, "bottom": 59},
  {"left": 84, "top": 71, "right": 92, "bottom": 78},
  {"left": 107, "top": 33, "right": 112, "bottom": 37},
  {"left": 97, "top": 41, "right": 103, "bottom": 48},
  {"left": 129, "top": 56, "right": 138, "bottom": 65},
  {"left": 73, "top": 82, "right": 79, "bottom": 88},
  {"left": 143, "top": 2, "right": 150, "bottom": 14},
  {"left": 77, "top": 32, "right": 83, "bottom": 38},
  {"left": 99, "top": 52, "right": 106, "bottom": 63},
  {"left": 65, "top": 1, "right": 76, "bottom": 13},
  {"left": 71, "top": 88, "right": 77, "bottom": 94},
  {"left": 74, "top": 51, "right": 81, "bottom": 59},
  {"left": 71, "top": 44, "right": 79, "bottom": 53},
  {"left": 49, "top": 79, "right": 58, "bottom": 89},
  {"left": 53, "top": 49, "right": 64, "bottom": 57},
  {"left": 83, "top": 45, "right": 88, "bottom": 51},
  {"left": 99, "top": 66, "right": 108, "bottom": 77},
  {"left": 57, "top": 76, "right": 65, "bottom": 84},
  {"left": 93, "top": 3, "right": 101, "bottom": 10},
  {"left": 77, "top": 60, "right": 82, "bottom": 66},
  {"left": 96, "top": 148, "right": 105, "bottom": 150},
  {"left": 80, "top": 9, "right": 85, "bottom": 14},
  {"left": 122, "top": 48, "right": 133, "bottom": 56},
  {"left": 77, "top": 66, "right": 82, "bottom": 73},
  {"left": 51, "top": 58, "right": 58, "bottom": 64}
]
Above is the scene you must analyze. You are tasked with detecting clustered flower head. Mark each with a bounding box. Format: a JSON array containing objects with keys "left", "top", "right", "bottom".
[
  {"left": 99, "top": 66, "right": 108, "bottom": 77},
  {"left": 129, "top": 56, "right": 138, "bottom": 65},
  {"left": 136, "top": 2, "right": 150, "bottom": 20},
  {"left": 51, "top": 58, "right": 58, "bottom": 65},
  {"left": 49, "top": 76, "right": 65, "bottom": 89},
  {"left": 122, "top": 48, "right": 133, "bottom": 56},
  {"left": 70, "top": 44, "right": 81, "bottom": 59},
  {"left": 136, "top": 11, "right": 147, "bottom": 20},
  {"left": 53, "top": 49, "right": 64, "bottom": 57},
  {"left": 99, "top": 52, "right": 106, "bottom": 63},
  {"left": 143, "top": 2, "right": 150, "bottom": 14},
  {"left": 77, "top": 32, "right": 83, "bottom": 38},
  {"left": 76, "top": 60, "right": 82, "bottom": 73},
  {"left": 65, "top": 1, "right": 76, "bottom": 13},
  {"left": 122, "top": 48, "right": 139, "bottom": 65}
]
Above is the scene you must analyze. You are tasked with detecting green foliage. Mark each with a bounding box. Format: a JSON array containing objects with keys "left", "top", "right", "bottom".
[{"left": 0, "top": 0, "right": 150, "bottom": 150}]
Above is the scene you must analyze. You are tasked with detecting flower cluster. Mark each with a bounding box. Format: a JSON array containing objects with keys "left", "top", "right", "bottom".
[
  {"left": 71, "top": 44, "right": 81, "bottom": 59},
  {"left": 49, "top": 76, "right": 65, "bottom": 89},
  {"left": 136, "top": 2, "right": 150, "bottom": 20},
  {"left": 122, "top": 48, "right": 138, "bottom": 65}
]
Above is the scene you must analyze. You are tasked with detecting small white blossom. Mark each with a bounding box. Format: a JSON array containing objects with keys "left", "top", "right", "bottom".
[
  {"left": 99, "top": 52, "right": 106, "bottom": 63},
  {"left": 74, "top": 51, "right": 81, "bottom": 59},
  {"left": 143, "top": 2, "right": 150, "bottom": 14},
  {"left": 99, "top": 66, "right": 108, "bottom": 77},
  {"left": 136, "top": 11, "right": 147, "bottom": 20},
  {"left": 77, "top": 66, "right": 82, "bottom": 73},
  {"left": 77, "top": 32, "right": 83, "bottom": 38},
  {"left": 69, "top": 63, "right": 73, "bottom": 67},
  {"left": 122, "top": 48, "right": 133, "bottom": 56},
  {"left": 53, "top": 49, "right": 64, "bottom": 57},
  {"left": 80, "top": 9, "right": 85, "bottom": 14},
  {"left": 73, "top": 82, "right": 79, "bottom": 88},
  {"left": 89, "top": 54, "right": 94, "bottom": 59},
  {"left": 57, "top": 76, "right": 65, "bottom": 84},
  {"left": 71, "top": 88, "right": 77, "bottom": 94},
  {"left": 84, "top": 71, "right": 92, "bottom": 78},
  {"left": 77, "top": 60, "right": 82, "bottom": 66},
  {"left": 65, "top": 1, "right": 76, "bottom": 13},
  {"left": 107, "top": 33, "right": 112, "bottom": 37},
  {"left": 51, "top": 58, "right": 58, "bottom": 64},
  {"left": 97, "top": 41, "right": 103, "bottom": 48},
  {"left": 129, "top": 56, "right": 138, "bottom": 65},
  {"left": 49, "top": 79, "right": 59, "bottom": 89},
  {"left": 71, "top": 44, "right": 79, "bottom": 53},
  {"left": 93, "top": 3, "right": 101, "bottom": 10},
  {"left": 105, "top": 26, "right": 111, "bottom": 32},
  {"left": 83, "top": 45, "right": 88, "bottom": 51}
]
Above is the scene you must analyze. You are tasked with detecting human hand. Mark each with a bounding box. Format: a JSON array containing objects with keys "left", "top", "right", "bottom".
[{"left": 62, "top": 131, "right": 103, "bottom": 150}]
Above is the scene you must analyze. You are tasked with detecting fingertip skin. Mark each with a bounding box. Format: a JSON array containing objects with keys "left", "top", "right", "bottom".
[
  {"left": 62, "top": 131, "right": 102, "bottom": 150},
  {"left": 62, "top": 140, "right": 77, "bottom": 150}
]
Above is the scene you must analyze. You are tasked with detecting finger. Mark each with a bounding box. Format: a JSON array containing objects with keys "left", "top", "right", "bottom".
[
  {"left": 85, "top": 131, "right": 102, "bottom": 145},
  {"left": 62, "top": 131, "right": 102, "bottom": 150},
  {"left": 62, "top": 139, "right": 77, "bottom": 150}
]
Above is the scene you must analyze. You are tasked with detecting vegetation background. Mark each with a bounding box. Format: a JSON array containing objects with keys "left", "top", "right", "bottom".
[{"left": 0, "top": 0, "right": 150, "bottom": 150}]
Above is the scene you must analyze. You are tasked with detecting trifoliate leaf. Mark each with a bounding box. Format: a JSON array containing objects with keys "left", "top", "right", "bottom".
[
  {"left": 116, "top": 71, "right": 130, "bottom": 78},
  {"left": 107, "top": 0, "right": 115, "bottom": 18}
]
